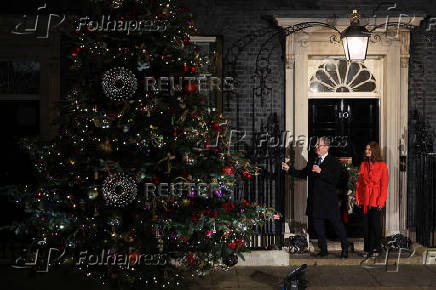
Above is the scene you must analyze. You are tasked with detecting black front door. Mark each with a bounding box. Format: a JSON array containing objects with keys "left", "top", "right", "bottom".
[{"left": 308, "top": 98, "right": 379, "bottom": 238}]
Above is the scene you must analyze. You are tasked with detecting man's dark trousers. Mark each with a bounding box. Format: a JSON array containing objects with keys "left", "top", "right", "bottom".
[{"left": 313, "top": 211, "right": 348, "bottom": 253}]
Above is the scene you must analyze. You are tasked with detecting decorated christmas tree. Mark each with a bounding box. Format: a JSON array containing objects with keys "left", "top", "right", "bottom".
[{"left": 4, "top": 0, "right": 281, "bottom": 289}]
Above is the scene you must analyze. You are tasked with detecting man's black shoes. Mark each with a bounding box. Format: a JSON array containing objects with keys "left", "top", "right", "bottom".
[
  {"left": 341, "top": 247, "right": 348, "bottom": 258},
  {"left": 316, "top": 251, "right": 328, "bottom": 258},
  {"left": 339, "top": 241, "right": 351, "bottom": 258}
]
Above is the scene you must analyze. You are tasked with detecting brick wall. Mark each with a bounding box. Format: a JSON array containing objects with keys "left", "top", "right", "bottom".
[
  {"left": 410, "top": 24, "right": 436, "bottom": 152},
  {"left": 186, "top": 0, "right": 436, "bottom": 150}
]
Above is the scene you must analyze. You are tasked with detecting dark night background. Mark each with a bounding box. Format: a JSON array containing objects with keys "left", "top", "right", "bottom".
[{"left": 0, "top": 1, "right": 436, "bottom": 288}]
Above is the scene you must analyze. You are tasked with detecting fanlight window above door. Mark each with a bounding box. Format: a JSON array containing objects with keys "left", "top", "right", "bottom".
[{"left": 309, "top": 60, "right": 376, "bottom": 93}]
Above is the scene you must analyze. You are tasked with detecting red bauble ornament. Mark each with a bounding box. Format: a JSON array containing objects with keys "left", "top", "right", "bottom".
[
  {"left": 151, "top": 176, "right": 160, "bottom": 184},
  {"left": 184, "top": 81, "right": 198, "bottom": 94},
  {"left": 222, "top": 201, "right": 235, "bottom": 211},
  {"left": 186, "top": 253, "right": 196, "bottom": 266},
  {"left": 242, "top": 170, "right": 252, "bottom": 178},
  {"left": 212, "top": 122, "right": 221, "bottom": 132},
  {"left": 183, "top": 37, "right": 191, "bottom": 45},
  {"left": 222, "top": 166, "right": 236, "bottom": 176},
  {"left": 129, "top": 251, "right": 141, "bottom": 264}
]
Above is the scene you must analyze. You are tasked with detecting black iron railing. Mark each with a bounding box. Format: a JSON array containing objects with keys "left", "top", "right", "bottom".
[
  {"left": 415, "top": 153, "right": 436, "bottom": 247},
  {"left": 409, "top": 108, "right": 435, "bottom": 247},
  {"left": 233, "top": 113, "right": 285, "bottom": 249}
]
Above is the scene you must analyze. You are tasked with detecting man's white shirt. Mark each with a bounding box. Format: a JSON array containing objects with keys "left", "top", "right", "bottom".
[{"left": 319, "top": 152, "right": 328, "bottom": 164}]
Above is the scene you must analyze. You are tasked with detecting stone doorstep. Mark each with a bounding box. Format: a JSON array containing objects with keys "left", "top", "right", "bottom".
[
  {"left": 290, "top": 243, "right": 428, "bottom": 266},
  {"left": 309, "top": 238, "right": 364, "bottom": 252},
  {"left": 235, "top": 242, "right": 428, "bottom": 267},
  {"left": 290, "top": 252, "right": 422, "bottom": 266},
  {"left": 235, "top": 250, "right": 290, "bottom": 267},
  {"left": 309, "top": 239, "right": 427, "bottom": 255}
]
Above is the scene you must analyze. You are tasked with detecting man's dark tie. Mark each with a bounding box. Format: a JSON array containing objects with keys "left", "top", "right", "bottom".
[{"left": 316, "top": 157, "right": 322, "bottom": 166}]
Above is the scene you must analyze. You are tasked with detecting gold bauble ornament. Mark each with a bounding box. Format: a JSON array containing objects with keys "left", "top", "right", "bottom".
[
  {"left": 122, "top": 233, "right": 135, "bottom": 243},
  {"left": 99, "top": 139, "right": 112, "bottom": 153}
]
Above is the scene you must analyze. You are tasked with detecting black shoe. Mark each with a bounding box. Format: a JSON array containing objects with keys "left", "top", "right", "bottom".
[
  {"left": 316, "top": 251, "right": 328, "bottom": 258},
  {"left": 341, "top": 247, "right": 348, "bottom": 258},
  {"left": 369, "top": 249, "right": 382, "bottom": 257}
]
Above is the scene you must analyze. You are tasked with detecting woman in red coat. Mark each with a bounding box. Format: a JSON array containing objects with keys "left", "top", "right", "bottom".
[{"left": 355, "top": 141, "right": 389, "bottom": 257}]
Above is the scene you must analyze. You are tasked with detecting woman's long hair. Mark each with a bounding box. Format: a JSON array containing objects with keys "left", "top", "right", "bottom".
[{"left": 365, "top": 141, "right": 384, "bottom": 163}]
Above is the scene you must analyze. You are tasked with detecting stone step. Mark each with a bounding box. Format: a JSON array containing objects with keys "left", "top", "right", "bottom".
[
  {"left": 235, "top": 243, "right": 428, "bottom": 267},
  {"left": 236, "top": 250, "right": 289, "bottom": 266},
  {"left": 290, "top": 250, "right": 424, "bottom": 266},
  {"left": 309, "top": 238, "right": 364, "bottom": 252}
]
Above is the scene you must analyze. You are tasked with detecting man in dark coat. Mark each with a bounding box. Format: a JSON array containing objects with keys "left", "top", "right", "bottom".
[{"left": 282, "top": 137, "right": 349, "bottom": 258}]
